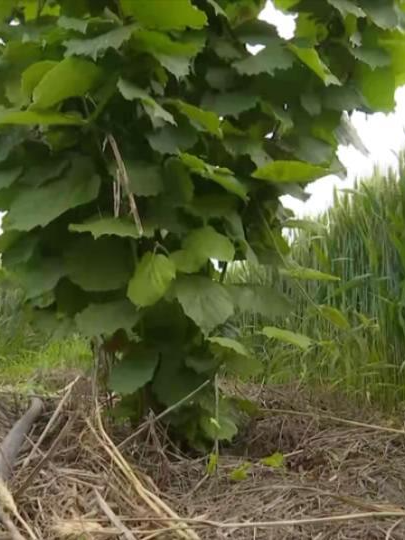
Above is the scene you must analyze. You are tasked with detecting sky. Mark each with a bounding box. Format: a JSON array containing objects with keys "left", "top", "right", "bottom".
[{"left": 260, "top": 2, "right": 405, "bottom": 217}]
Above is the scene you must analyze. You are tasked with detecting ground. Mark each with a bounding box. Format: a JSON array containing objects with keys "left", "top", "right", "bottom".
[{"left": 1, "top": 377, "right": 405, "bottom": 539}]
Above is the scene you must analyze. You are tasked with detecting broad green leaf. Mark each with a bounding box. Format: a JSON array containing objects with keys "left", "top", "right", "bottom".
[
  {"left": 208, "top": 336, "right": 262, "bottom": 378},
  {"left": 327, "top": 0, "right": 365, "bottom": 17},
  {"left": 208, "top": 336, "right": 249, "bottom": 357},
  {"left": 355, "top": 64, "right": 395, "bottom": 112},
  {"left": 233, "top": 41, "right": 294, "bottom": 76},
  {"left": 262, "top": 326, "right": 313, "bottom": 350},
  {"left": 147, "top": 123, "right": 198, "bottom": 154},
  {"left": 175, "top": 276, "right": 234, "bottom": 335},
  {"left": 180, "top": 153, "right": 248, "bottom": 200},
  {"left": 229, "top": 285, "right": 291, "bottom": 318},
  {"left": 170, "top": 250, "right": 202, "bottom": 274},
  {"left": 168, "top": 100, "right": 221, "bottom": 136},
  {"left": 152, "top": 354, "right": 205, "bottom": 406},
  {"left": 379, "top": 31, "right": 405, "bottom": 85},
  {"left": 164, "top": 158, "right": 194, "bottom": 205},
  {"left": 15, "top": 258, "right": 65, "bottom": 300},
  {"left": 318, "top": 305, "right": 350, "bottom": 330},
  {"left": 121, "top": 0, "right": 207, "bottom": 30},
  {"left": 361, "top": 0, "right": 399, "bottom": 29},
  {"left": 0, "top": 110, "right": 85, "bottom": 126},
  {"left": 65, "top": 237, "right": 132, "bottom": 292},
  {"left": 21, "top": 61, "right": 58, "bottom": 100},
  {"left": 126, "top": 160, "right": 164, "bottom": 197},
  {"left": 260, "top": 452, "right": 284, "bottom": 468},
  {"left": 75, "top": 300, "right": 141, "bottom": 337},
  {"left": 110, "top": 347, "right": 159, "bottom": 395},
  {"left": 283, "top": 219, "right": 325, "bottom": 233},
  {"left": 127, "top": 252, "right": 176, "bottom": 307},
  {"left": 200, "top": 412, "right": 238, "bottom": 441},
  {"left": 0, "top": 167, "right": 23, "bottom": 189},
  {"left": 32, "top": 57, "right": 101, "bottom": 109},
  {"left": 349, "top": 46, "right": 391, "bottom": 69},
  {"left": 183, "top": 226, "right": 235, "bottom": 264},
  {"left": 6, "top": 157, "right": 100, "bottom": 231},
  {"left": 118, "top": 78, "right": 176, "bottom": 126},
  {"left": 201, "top": 92, "right": 259, "bottom": 117},
  {"left": 64, "top": 25, "right": 136, "bottom": 60},
  {"left": 186, "top": 194, "right": 237, "bottom": 221},
  {"left": 207, "top": 0, "right": 227, "bottom": 17},
  {"left": 281, "top": 266, "right": 340, "bottom": 281},
  {"left": 58, "top": 15, "right": 89, "bottom": 33},
  {"left": 288, "top": 45, "right": 341, "bottom": 86},
  {"left": 69, "top": 217, "right": 140, "bottom": 240},
  {"left": 253, "top": 161, "right": 328, "bottom": 184}
]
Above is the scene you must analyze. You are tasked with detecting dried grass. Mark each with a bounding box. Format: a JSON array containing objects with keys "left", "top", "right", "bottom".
[{"left": 1, "top": 380, "right": 405, "bottom": 539}]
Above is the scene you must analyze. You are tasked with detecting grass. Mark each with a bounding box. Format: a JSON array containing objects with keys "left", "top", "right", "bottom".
[
  {"left": 0, "top": 279, "right": 92, "bottom": 393},
  {"left": 228, "top": 159, "right": 405, "bottom": 409}
]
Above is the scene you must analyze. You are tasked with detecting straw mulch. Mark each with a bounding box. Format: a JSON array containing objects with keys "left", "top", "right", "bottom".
[{"left": 1, "top": 379, "right": 405, "bottom": 539}]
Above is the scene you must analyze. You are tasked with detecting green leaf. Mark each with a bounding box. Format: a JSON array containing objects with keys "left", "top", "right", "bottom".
[
  {"left": 200, "top": 412, "right": 238, "bottom": 441},
  {"left": 69, "top": 217, "right": 140, "bottom": 239},
  {"left": 260, "top": 452, "right": 284, "bottom": 468},
  {"left": 288, "top": 45, "right": 341, "bottom": 86},
  {"left": 75, "top": 300, "right": 141, "bottom": 337},
  {"left": 180, "top": 153, "right": 248, "bottom": 200},
  {"left": 127, "top": 252, "right": 176, "bottom": 307},
  {"left": 230, "top": 462, "right": 252, "bottom": 482},
  {"left": 0, "top": 110, "right": 85, "bottom": 126},
  {"left": 170, "top": 250, "right": 203, "bottom": 274},
  {"left": 110, "top": 346, "right": 159, "bottom": 395},
  {"left": 183, "top": 226, "right": 235, "bottom": 264},
  {"left": 201, "top": 92, "right": 259, "bottom": 117},
  {"left": 147, "top": 123, "right": 198, "bottom": 154},
  {"left": 208, "top": 336, "right": 249, "bottom": 358},
  {"left": 349, "top": 46, "right": 391, "bottom": 69},
  {"left": 64, "top": 25, "right": 136, "bottom": 60},
  {"left": 18, "top": 158, "right": 69, "bottom": 188},
  {"left": 65, "top": 237, "right": 132, "bottom": 292},
  {"left": 31, "top": 57, "right": 101, "bottom": 109},
  {"left": 355, "top": 64, "right": 395, "bottom": 112},
  {"left": 6, "top": 157, "right": 100, "bottom": 231},
  {"left": 168, "top": 100, "right": 221, "bottom": 136},
  {"left": 253, "top": 161, "right": 328, "bottom": 184},
  {"left": 327, "top": 0, "right": 365, "bottom": 17},
  {"left": 21, "top": 61, "right": 58, "bottom": 100},
  {"left": 121, "top": 0, "right": 207, "bottom": 30},
  {"left": 318, "top": 305, "right": 350, "bottom": 330},
  {"left": 15, "top": 258, "right": 65, "bottom": 300},
  {"left": 229, "top": 285, "right": 291, "bottom": 319},
  {"left": 152, "top": 354, "right": 205, "bottom": 406},
  {"left": 262, "top": 326, "right": 313, "bottom": 350},
  {"left": 58, "top": 15, "right": 89, "bottom": 33},
  {"left": 0, "top": 167, "right": 23, "bottom": 189},
  {"left": 379, "top": 31, "right": 405, "bottom": 84},
  {"left": 174, "top": 276, "right": 234, "bottom": 336},
  {"left": 233, "top": 41, "right": 294, "bottom": 76},
  {"left": 361, "top": 0, "right": 399, "bottom": 29},
  {"left": 206, "top": 453, "right": 218, "bottom": 475},
  {"left": 118, "top": 78, "right": 176, "bottom": 126},
  {"left": 208, "top": 336, "right": 262, "bottom": 378},
  {"left": 281, "top": 266, "right": 340, "bottom": 281},
  {"left": 126, "top": 160, "right": 164, "bottom": 197}
]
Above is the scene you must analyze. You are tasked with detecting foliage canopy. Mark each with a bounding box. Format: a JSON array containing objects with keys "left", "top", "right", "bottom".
[{"left": 1, "top": 0, "right": 405, "bottom": 445}]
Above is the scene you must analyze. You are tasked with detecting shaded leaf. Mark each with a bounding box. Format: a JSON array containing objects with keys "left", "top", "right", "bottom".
[
  {"left": 229, "top": 285, "right": 291, "bottom": 319},
  {"left": 126, "top": 160, "right": 164, "bottom": 197},
  {"left": 110, "top": 346, "right": 159, "bottom": 395},
  {"left": 201, "top": 92, "right": 259, "bottom": 117},
  {"left": 175, "top": 276, "right": 234, "bottom": 335},
  {"left": 65, "top": 237, "right": 132, "bottom": 292},
  {"left": 147, "top": 123, "right": 198, "bottom": 154},
  {"left": 118, "top": 78, "right": 176, "bottom": 125},
  {"left": 15, "top": 258, "right": 65, "bottom": 300},
  {"left": 127, "top": 252, "right": 176, "bottom": 307},
  {"left": 69, "top": 217, "right": 140, "bottom": 239},
  {"left": 6, "top": 157, "right": 100, "bottom": 231},
  {"left": 168, "top": 99, "right": 221, "bottom": 136},
  {"left": 183, "top": 226, "right": 235, "bottom": 264},
  {"left": 75, "top": 300, "right": 141, "bottom": 337},
  {"left": 64, "top": 25, "right": 136, "bottom": 60},
  {"left": 327, "top": 0, "right": 365, "bottom": 17},
  {"left": 0, "top": 167, "right": 23, "bottom": 189},
  {"left": 233, "top": 41, "right": 294, "bottom": 76}
]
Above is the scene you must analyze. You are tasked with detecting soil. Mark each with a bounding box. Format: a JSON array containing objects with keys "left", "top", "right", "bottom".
[{"left": 1, "top": 380, "right": 405, "bottom": 539}]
